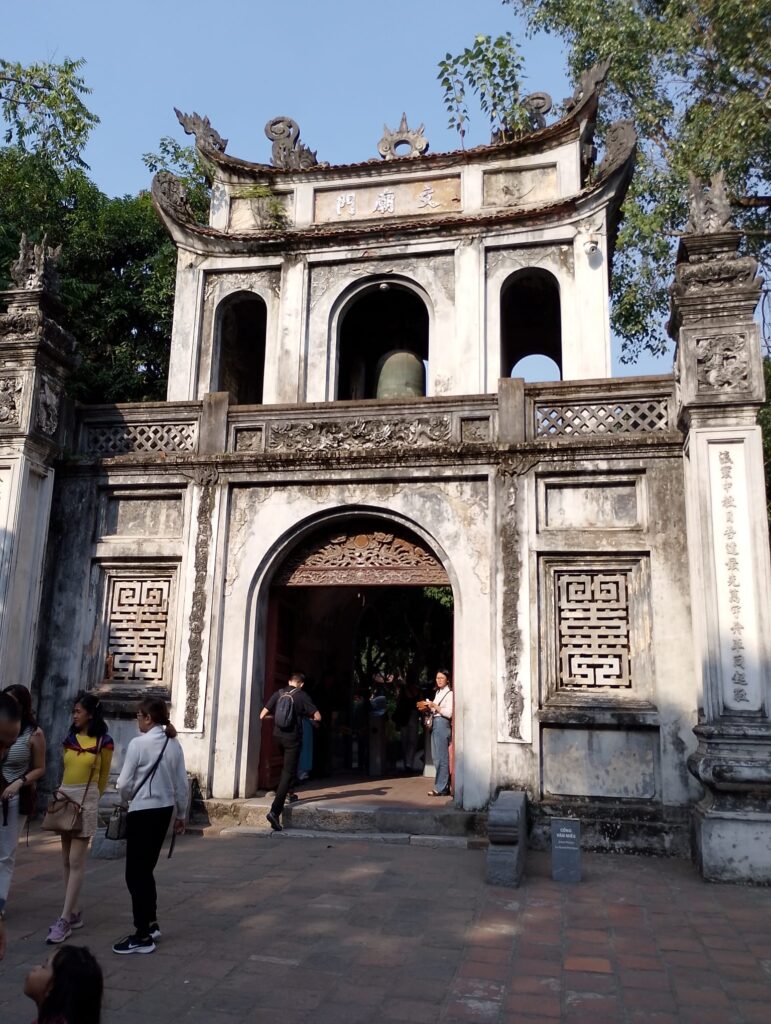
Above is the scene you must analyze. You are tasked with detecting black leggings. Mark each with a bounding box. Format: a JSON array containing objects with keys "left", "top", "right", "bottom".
[{"left": 125, "top": 806, "right": 173, "bottom": 936}]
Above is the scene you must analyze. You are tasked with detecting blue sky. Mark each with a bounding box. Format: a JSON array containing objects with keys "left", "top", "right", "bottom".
[{"left": 5, "top": 0, "right": 673, "bottom": 374}]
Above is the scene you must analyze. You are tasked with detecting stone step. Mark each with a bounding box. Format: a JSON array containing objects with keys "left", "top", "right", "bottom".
[
  {"left": 202, "top": 796, "right": 486, "bottom": 839},
  {"left": 219, "top": 826, "right": 485, "bottom": 849}
]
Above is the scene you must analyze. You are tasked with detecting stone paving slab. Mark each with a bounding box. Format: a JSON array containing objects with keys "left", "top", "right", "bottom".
[{"left": 1, "top": 828, "right": 770, "bottom": 1022}]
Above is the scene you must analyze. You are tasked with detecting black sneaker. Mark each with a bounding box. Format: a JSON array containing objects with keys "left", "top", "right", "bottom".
[
  {"left": 266, "top": 810, "right": 282, "bottom": 832},
  {"left": 112, "top": 933, "right": 156, "bottom": 955},
  {"left": 149, "top": 921, "right": 161, "bottom": 941}
]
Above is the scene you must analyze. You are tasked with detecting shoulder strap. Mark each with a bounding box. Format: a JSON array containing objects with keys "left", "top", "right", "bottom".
[
  {"left": 131, "top": 736, "right": 170, "bottom": 800},
  {"left": 81, "top": 736, "right": 103, "bottom": 802}
]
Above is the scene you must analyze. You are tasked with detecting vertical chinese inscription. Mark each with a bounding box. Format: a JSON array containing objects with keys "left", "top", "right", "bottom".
[
  {"left": 107, "top": 578, "right": 170, "bottom": 684},
  {"left": 556, "top": 571, "right": 632, "bottom": 688},
  {"left": 711, "top": 445, "right": 760, "bottom": 711}
]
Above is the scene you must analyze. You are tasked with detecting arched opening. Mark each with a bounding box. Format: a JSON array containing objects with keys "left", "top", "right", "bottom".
[
  {"left": 501, "top": 268, "right": 562, "bottom": 379},
  {"left": 216, "top": 291, "right": 267, "bottom": 404},
  {"left": 510, "top": 354, "right": 561, "bottom": 382},
  {"left": 337, "top": 283, "right": 429, "bottom": 400},
  {"left": 259, "top": 517, "right": 455, "bottom": 803}
]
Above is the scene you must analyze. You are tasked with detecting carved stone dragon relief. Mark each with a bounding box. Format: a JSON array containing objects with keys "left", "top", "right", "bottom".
[
  {"left": 0, "top": 377, "right": 23, "bottom": 427},
  {"left": 35, "top": 374, "right": 60, "bottom": 436},
  {"left": 267, "top": 416, "right": 451, "bottom": 453},
  {"left": 274, "top": 528, "right": 449, "bottom": 587},
  {"left": 696, "top": 334, "right": 750, "bottom": 392}
]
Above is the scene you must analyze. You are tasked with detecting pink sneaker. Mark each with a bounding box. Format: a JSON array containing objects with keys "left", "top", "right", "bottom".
[
  {"left": 69, "top": 911, "right": 84, "bottom": 930},
  {"left": 46, "top": 917, "right": 72, "bottom": 944}
]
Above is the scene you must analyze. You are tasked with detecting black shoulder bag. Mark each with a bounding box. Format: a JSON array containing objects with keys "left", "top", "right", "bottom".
[{"left": 106, "top": 736, "right": 170, "bottom": 841}]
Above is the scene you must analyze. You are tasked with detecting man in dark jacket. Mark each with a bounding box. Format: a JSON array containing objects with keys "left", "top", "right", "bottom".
[{"left": 259, "top": 672, "right": 320, "bottom": 831}]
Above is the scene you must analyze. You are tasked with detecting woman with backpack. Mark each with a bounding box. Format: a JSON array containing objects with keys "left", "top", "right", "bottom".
[
  {"left": 0, "top": 684, "right": 46, "bottom": 921},
  {"left": 46, "top": 692, "right": 113, "bottom": 945},
  {"left": 112, "top": 697, "right": 187, "bottom": 955}
]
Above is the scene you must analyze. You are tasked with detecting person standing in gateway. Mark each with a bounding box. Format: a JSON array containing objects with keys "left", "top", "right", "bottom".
[{"left": 259, "top": 672, "right": 320, "bottom": 831}]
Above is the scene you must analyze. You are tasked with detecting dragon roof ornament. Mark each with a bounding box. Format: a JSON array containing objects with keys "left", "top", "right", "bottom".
[
  {"left": 265, "top": 117, "right": 319, "bottom": 171},
  {"left": 174, "top": 108, "right": 228, "bottom": 154},
  {"left": 565, "top": 57, "right": 612, "bottom": 113}
]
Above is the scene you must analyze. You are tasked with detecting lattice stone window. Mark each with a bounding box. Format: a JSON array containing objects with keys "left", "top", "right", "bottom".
[
  {"left": 534, "top": 399, "right": 670, "bottom": 437},
  {"left": 99, "top": 568, "right": 177, "bottom": 693},
  {"left": 556, "top": 571, "right": 631, "bottom": 688},
  {"left": 540, "top": 556, "right": 653, "bottom": 705}
]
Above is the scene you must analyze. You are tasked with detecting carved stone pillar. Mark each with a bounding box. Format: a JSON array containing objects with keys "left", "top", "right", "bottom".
[
  {"left": 670, "top": 177, "right": 771, "bottom": 882},
  {"left": 0, "top": 236, "right": 75, "bottom": 688}
]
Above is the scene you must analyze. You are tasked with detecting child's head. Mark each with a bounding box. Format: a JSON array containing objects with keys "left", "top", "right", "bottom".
[{"left": 25, "top": 945, "right": 103, "bottom": 1023}]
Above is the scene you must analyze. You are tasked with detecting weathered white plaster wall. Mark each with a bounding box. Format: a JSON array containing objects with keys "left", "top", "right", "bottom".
[{"left": 202, "top": 476, "right": 494, "bottom": 808}]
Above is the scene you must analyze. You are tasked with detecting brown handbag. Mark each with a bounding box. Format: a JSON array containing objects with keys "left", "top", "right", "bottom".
[
  {"left": 41, "top": 789, "right": 84, "bottom": 833},
  {"left": 42, "top": 738, "right": 101, "bottom": 835}
]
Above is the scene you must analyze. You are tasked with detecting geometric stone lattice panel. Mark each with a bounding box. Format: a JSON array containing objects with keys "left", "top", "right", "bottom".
[
  {"left": 85, "top": 422, "right": 197, "bottom": 455},
  {"left": 556, "top": 571, "right": 632, "bottom": 688},
  {"left": 107, "top": 577, "right": 171, "bottom": 684},
  {"left": 535, "top": 400, "right": 669, "bottom": 437}
]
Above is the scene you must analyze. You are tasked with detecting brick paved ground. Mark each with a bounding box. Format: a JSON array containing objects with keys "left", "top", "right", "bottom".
[{"left": 1, "top": 827, "right": 770, "bottom": 1023}]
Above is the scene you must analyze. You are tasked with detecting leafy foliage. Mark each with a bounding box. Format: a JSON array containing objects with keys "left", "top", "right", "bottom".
[
  {"left": 0, "top": 58, "right": 99, "bottom": 170},
  {"left": 503, "top": 0, "right": 771, "bottom": 360},
  {"left": 437, "top": 33, "right": 531, "bottom": 145}
]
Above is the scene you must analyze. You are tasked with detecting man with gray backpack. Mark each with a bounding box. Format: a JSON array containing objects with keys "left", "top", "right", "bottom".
[{"left": 259, "top": 672, "right": 320, "bottom": 831}]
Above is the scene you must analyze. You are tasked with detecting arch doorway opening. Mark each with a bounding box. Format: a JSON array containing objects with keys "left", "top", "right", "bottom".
[
  {"left": 501, "top": 268, "right": 562, "bottom": 379},
  {"left": 259, "top": 520, "right": 454, "bottom": 800},
  {"left": 337, "top": 284, "right": 429, "bottom": 400}
]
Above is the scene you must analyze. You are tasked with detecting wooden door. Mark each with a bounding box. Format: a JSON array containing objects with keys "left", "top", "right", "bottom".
[{"left": 258, "top": 591, "right": 294, "bottom": 790}]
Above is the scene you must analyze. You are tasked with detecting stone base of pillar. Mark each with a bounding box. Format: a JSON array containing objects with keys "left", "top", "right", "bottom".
[{"left": 692, "top": 805, "right": 771, "bottom": 883}]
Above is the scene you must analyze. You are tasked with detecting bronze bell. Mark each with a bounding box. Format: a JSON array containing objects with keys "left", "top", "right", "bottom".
[{"left": 374, "top": 349, "right": 425, "bottom": 399}]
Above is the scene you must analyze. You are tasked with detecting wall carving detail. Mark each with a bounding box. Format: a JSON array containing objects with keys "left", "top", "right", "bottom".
[
  {"left": 267, "top": 416, "right": 451, "bottom": 453},
  {"left": 556, "top": 570, "right": 632, "bottom": 689},
  {"left": 696, "top": 334, "right": 749, "bottom": 391},
  {"left": 184, "top": 475, "right": 216, "bottom": 728},
  {"left": 234, "top": 427, "right": 264, "bottom": 452},
  {"left": 535, "top": 399, "right": 670, "bottom": 436},
  {"left": 85, "top": 422, "right": 198, "bottom": 456},
  {"left": 36, "top": 375, "right": 60, "bottom": 435},
  {"left": 0, "top": 376, "right": 23, "bottom": 426},
  {"left": 106, "top": 577, "right": 171, "bottom": 685},
  {"left": 274, "top": 528, "right": 448, "bottom": 586}
]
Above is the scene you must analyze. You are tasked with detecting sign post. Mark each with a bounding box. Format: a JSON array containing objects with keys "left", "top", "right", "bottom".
[{"left": 551, "top": 817, "right": 581, "bottom": 882}]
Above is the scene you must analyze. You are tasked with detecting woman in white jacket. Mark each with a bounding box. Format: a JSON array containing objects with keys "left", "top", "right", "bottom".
[{"left": 112, "top": 698, "right": 187, "bottom": 955}]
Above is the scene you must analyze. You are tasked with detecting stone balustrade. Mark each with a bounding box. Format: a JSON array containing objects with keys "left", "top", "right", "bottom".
[{"left": 71, "top": 376, "right": 677, "bottom": 459}]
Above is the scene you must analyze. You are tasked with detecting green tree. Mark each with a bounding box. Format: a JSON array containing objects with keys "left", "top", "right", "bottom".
[
  {"left": 0, "top": 57, "right": 99, "bottom": 169},
  {"left": 0, "top": 58, "right": 212, "bottom": 403},
  {"left": 501, "top": 0, "right": 771, "bottom": 361},
  {"left": 437, "top": 33, "right": 531, "bottom": 145}
]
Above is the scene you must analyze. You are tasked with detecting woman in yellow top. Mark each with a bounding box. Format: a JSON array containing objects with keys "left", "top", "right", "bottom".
[{"left": 46, "top": 691, "right": 113, "bottom": 945}]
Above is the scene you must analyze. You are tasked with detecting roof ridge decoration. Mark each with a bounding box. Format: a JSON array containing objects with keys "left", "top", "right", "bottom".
[
  {"left": 522, "top": 93, "right": 553, "bottom": 132},
  {"left": 377, "top": 113, "right": 429, "bottom": 160},
  {"left": 685, "top": 171, "right": 733, "bottom": 234},
  {"left": 596, "top": 119, "right": 637, "bottom": 179},
  {"left": 564, "top": 58, "right": 612, "bottom": 114},
  {"left": 10, "top": 233, "right": 62, "bottom": 293},
  {"left": 174, "top": 108, "right": 228, "bottom": 154},
  {"left": 152, "top": 171, "right": 196, "bottom": 225},
  {"left": 265, "top": 116, "right": 319, "bottom": 171}
]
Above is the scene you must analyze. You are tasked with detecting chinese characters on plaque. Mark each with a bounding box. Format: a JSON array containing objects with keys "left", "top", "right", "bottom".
[{"left": 313, "top": 177, "right": 461, "bottom": 224}]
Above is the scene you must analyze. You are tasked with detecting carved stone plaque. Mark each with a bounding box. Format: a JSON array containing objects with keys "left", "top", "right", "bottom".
[
  {"left": 696, "top": 334, "right": 750, "bottom": 392},
  {"left": 274, "top": 526, "right": 449, "bottom": 586},
  {"left": 483, "top": 166, "right": 558, "bottom": 208},
  {"left": 313, "top": 177, "right": 461, "bottom": 224}
]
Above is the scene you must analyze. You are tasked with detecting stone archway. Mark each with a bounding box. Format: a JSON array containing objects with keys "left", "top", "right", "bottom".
[{"left": 259, "top": 517, "right": 453, "bottom": 790}]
